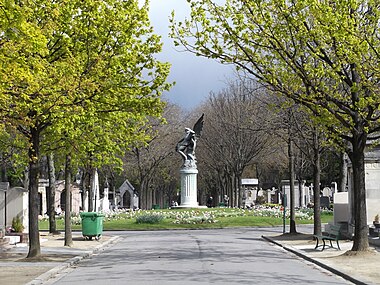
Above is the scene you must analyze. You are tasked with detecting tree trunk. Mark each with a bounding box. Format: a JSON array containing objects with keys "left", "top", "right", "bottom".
[
  {"left": 24, "top": 166, "right": 29, "bottom": 190},
  {"left": 139, "top": 180, "right": 146, "bottom": 209},
  {"left": 79, "top": 169, "right": 86, "bottom": 211},
  {"left": 64, "top": 155, "right": 73, "bottom": 247},
  {"left": 312, "top": 132, "right": 321, "bottom": 236},
  {"left": 47, "top": 153, "right": 57, "bottom": 234},
  {"left": 288, "top": 138, "right": 297, "bottom": 234},
  {"left": 237, "top": 174, "right": 243, "bottom": 208},
  {"left": 233, "top": 173, "right": 238, "bottom": 208},
  {"left": 350, "top": 136, "right": 369, "bottom": 251},
  {"left": 339, "top": 152, "right": 348, "bottom": 192},
  {"left": 27, "top": 127, "right": 41, "bottom": 258},
  {"left": 1, "top": 157, "right": 7, "bottom": 181}
]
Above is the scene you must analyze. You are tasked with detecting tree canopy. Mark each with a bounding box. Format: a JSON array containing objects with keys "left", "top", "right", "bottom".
[
  {"left": 171, "top": 0, "right": 380, "bottom": 251},
  {"left": 0, "top": 0, "right": 172, "bottom": 257}
]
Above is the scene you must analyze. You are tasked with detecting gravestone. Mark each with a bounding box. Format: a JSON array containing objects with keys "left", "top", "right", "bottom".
[
  {"left": 100, "top": 187, "right": 110, "bottom": 212},
  {"left": 0, "top": 186, "right": 28, "bottom": 233},
  {"left": 333, "top": 192, "right": 352, "bottom": 238},
  {"left": 320, "top": 196, "right": 330, "bottom": 208},
  {"left": 0, "top": 182, "right": 9, "bottom": 232}
]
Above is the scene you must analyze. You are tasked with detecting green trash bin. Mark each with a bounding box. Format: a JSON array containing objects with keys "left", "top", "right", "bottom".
[
  {"left": 80, "top": 212, "right": 104, "bottom": 240},
  {"left": 152, "top": 204, "right": 160, "bottom": 210}
]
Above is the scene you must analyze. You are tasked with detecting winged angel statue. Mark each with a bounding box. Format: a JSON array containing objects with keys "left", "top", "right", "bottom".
[{"left": 176, "top": 114, "right": 204, "bottom": 167}]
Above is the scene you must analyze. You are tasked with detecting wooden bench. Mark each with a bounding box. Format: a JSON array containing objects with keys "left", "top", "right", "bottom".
[{"left": 313, "top": 224, "right": 342, "bottom": 251}]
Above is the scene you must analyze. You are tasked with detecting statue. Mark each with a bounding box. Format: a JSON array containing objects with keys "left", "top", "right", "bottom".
[{"left": 176, "top": 114, "right": 204, "bottom": 167}]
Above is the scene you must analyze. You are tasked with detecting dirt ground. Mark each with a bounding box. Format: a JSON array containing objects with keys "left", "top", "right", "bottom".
[
  {"left": 0, "top": 233, "right": 113, "bottom": 285},
  {"left": 268, "top": 232, "right": 380, "bottom": 285}
]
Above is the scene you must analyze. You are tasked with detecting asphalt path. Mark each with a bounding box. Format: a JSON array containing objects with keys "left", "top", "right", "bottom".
[{"left": 47, "top": 227, "right": 352, "bottom": 285}]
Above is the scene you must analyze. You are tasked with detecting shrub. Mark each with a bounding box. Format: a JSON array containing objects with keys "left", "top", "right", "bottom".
[
  {"left": 136, "top": 213, "right": 164, "bottom": 224},
  {"left": 12, "top": 215, "right": 24, "bottom": 233}
]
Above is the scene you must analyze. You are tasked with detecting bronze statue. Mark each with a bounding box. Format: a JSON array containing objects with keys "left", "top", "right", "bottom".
[{"left": 176, "top": 114, "right": 204, "bottom": 166}]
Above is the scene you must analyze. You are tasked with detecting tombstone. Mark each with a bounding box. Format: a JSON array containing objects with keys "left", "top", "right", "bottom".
[
  {"left": 330, "top": 182, "right": 338, "bottom": 193},
  {"left": 281, "top": 180, "right": 300, "bottom": 207},
  {"left": 38, "top": 179, "right": 82, "bottom": 214},
  {"left": 0, "top": 182, "right": 9, "bottom": 232},
  {"left": 0, "top": 186, "right": 28, "bottom": 233},
  {"left": 322, "top": 187, "right": 332, "bottom": 197},
  {"left": 100, "top": 187, "right": 110, "bottom": 212},
  {"left": 320, "top": 196, "right": 330, "bottom": 208},
  {"left": 333, "top": 192, "right": 352, "bottom": 238},
  {"left": 82, "top": 185, "right": 89, "bottom": 212},
  {"left": 133, "top": 193, "right": 139, "bottom": 210},
  {"left": 362, "top": 161, "right": 380, "bottom": 224},
  {"left": 91, "top": 168, "right": 101, "bottom": 212},
  {"left": 38, "top": 179, "right": 49, "bottom": 215},
  {"left": 242, "top": 178, "right": 259, "bottom": 207},
  {"left": 303, "top": 184, "right": 312, "bottom": 207},
  {"left": 281, "top": 180, "right": 311, "bottom": 208}
]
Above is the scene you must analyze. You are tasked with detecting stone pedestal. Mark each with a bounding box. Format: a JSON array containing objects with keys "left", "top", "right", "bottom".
[{"left": 178, "top": 166, "right": 199, "bottom": 208}]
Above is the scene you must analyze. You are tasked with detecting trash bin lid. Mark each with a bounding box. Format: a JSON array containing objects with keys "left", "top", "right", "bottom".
[{"left": 80, "top": 212, "right": 104, "bottom": 218}]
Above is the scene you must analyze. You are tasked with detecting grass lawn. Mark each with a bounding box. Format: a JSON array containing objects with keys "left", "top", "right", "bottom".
[{"left": 39, "top": 207, "right": 333, "bottom": 231}]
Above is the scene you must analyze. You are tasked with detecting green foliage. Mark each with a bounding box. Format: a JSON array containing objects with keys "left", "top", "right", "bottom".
[
  {"left": 0, "top": 127, "right": 28, "bottom": 184},
  {"left": 170, "top": 0, "right": 377, "bottom": 250},
  {"left": 11, "top": 215, "right": 24, "bottom": 233},
  {"left": 170, "top": 0, "right": 380, "bottom": 150},
  {"left": 135, "top": 213, "right": 164, "bottom": 224},
  {"left": 0, "top": 0, "right": 173, "bottom": 167},
  {"left": 1, "top": 0, "right": 172, "bottom": 257}
]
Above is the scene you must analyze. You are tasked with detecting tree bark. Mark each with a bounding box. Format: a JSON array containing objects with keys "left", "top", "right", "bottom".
[
  {"left": 350, "top": 135, "right": 369, "bottom": 251},
  {"left": 47, "top": 153, "right": 57, "bottom": 234},
  {"left": 288, "top": 138, "right": 297, "bottom": 234},
  {"left": 64, "top": 155, "right": 73, "bottom": 247},
  {"left": 339, "top": 152, "right": 348, "bottom": 192},
  {"left": 312, "top": 131, "right": 321, "bottom": 236},
  {"left": 27, "top": 127, "right": 41, "bottom": 258}
]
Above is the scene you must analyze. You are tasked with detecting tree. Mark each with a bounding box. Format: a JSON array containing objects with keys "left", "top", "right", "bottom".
[
  {"left": 47, "top": 153, "right": 58, "bottom": 234},
  {"left": 280, "top": 104, "right": 324, "bottom": 236},
  {"left": 123, "top": 103, "right": 182, "bottom": 209},
  {"left": 198, "top": 81, "right": 273, "bottom": 207},
  {"left": 171, "top": 0, "right": 379, "bottom": 251},
  {"left": 0, "top": 0, "right": 171, "bottom": 258},
  {"left": 64, "top": 155, "right": 73, "bottom": 247}
]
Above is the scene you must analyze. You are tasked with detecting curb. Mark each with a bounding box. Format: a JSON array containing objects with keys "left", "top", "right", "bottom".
[
  {"left": 261, "top": 236, "right": 368, "bottom": 285},
  {"left": 25, "top": 235, "right": 122, "bottom": 285}
]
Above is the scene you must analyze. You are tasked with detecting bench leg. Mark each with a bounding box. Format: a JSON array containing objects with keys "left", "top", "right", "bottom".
[
  {"left": 314, "top": 237, "right": 320, "bottom": 249},
  {"left": 336, "top": 240, "right": 340, "bottom": 250},
  {"left": 322, "top": 239, "right": 326, "bottom": 251}
]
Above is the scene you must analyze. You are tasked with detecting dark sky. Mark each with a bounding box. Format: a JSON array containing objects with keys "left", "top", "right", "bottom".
[{"left": 148, "top": 0, "right": 234, "bottom": 111}]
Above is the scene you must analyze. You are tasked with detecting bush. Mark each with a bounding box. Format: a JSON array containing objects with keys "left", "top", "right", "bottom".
[
  {"left": 135, "top": 213, "right": 164, "bottom": 224},
  {"left": 12, "top": 215, "right": 24, "bottom": 233}
]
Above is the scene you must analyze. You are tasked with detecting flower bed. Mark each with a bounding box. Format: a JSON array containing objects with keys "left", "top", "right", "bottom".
[{"left": 38, "top": 206, "right": 331, "bottom": 229}]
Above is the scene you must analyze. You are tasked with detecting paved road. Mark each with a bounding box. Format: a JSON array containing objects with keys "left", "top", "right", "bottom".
[{"left": 47, "top": 227, "right": 352, "bottom": 285}]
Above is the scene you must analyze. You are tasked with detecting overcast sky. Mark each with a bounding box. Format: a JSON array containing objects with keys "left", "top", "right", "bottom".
[{"left": 147, "top": 0, "right": 234, "bottom": 111}]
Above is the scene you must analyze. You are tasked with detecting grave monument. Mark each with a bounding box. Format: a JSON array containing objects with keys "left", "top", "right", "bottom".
[{"left": 175, "top": 114, "right": 204, "bottom": 208}]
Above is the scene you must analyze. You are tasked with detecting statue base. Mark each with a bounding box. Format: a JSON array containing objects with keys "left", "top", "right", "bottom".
[{"left": 179, "top": 164, "right": 199, "bottom": 208}]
